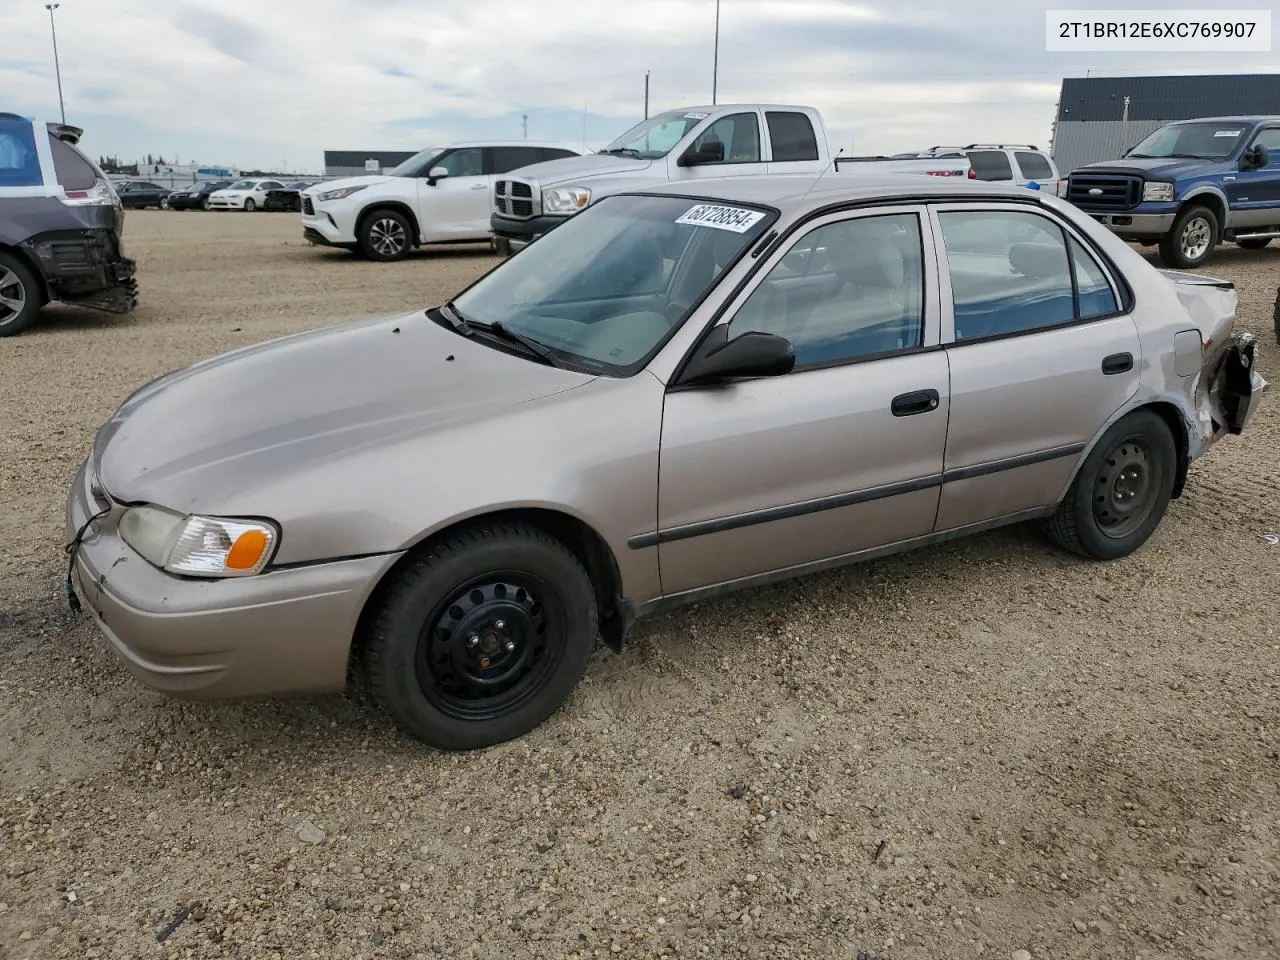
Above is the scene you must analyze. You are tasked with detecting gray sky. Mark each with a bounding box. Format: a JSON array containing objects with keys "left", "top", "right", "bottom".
[{"left": 4, "top": 0, "right": 1278, "bottom": 171}]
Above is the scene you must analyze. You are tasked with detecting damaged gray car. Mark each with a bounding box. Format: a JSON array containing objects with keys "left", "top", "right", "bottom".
[
  {"left": 66, "top": 175, "right": 1266, "bottom": 750},
  {"left": 0, "top": 112, "right": 137, "bottom": 337}
]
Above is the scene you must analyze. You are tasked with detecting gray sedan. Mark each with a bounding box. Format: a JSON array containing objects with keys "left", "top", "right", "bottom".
[{"left": 65, "top": 175, "right": 1267, "bottom": 749}]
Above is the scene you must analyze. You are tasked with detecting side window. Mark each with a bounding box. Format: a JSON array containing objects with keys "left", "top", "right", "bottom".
[
  {"left": 1014, "top": 150, "right": 1054, "bottom": 180},
  {"left": 433, "top": 148, "right": 483, "bottom": 178},
  {"left": 1250, "top": 127, "right": 1280, "bottom": 158},
  {"left": 939, "top": 210, "right": 1075, "bottom": 340},
  {"left": 488, "top": 146, "right": 543, "bottom": 173},
  {"left": 48, "top": 136, "right": 98, "bottom": 190},
  {"left": 727, "top": 213, "right": 925, "bottom": 367},
  {"left": 765, "top": 111, "right": 820, "bottom": 161},
  {"left": 0, "top": 117, "right": 42, "bottom": 187},
  {"left": 1071, "top": 238, "right": 1118, "bottom": 319},
  {"left": 965, "top": 150, "right": 1013, "bottom": 181},
  {"left": 697, "top": 112, "right": 761, "bottom": 164},
  {"left": 542, "top": 148, "right": 580, "bottom": 161}
]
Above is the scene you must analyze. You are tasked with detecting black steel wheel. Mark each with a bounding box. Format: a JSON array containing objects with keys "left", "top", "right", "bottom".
[
  {"left": 362, "top": 522, "right": 598, "bottom": 750},
  {"left": 1043, "top": 410, "right": 1176, "bottom": 560}
]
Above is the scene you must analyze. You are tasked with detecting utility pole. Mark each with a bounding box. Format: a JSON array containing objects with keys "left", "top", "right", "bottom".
[
  {"left": 711, "top": 0, "right": 720, "bottom": 104},
  {"left": 522, "top": 114, "right": 528, "bottom": 139},
  {"left": 644, "top": 71, "right": 650, "bottom": 120},
  {"left": 45, "top": 3, "right": 65, "bottom": 124}
]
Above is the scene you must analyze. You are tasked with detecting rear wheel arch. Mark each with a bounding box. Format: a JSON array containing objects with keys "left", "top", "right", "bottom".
[
  {"left": 0, "top": 242, "right": 50, "bottom": 302},
  {"left": 1139, "top": 401, "right": 1191, "bottom": 499},
  {"left": 349, "top": 507, "right": 628, "bottom": 684}
]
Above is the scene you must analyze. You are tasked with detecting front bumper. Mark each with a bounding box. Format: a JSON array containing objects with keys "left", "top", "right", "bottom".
[
  {"left": 207, "top": 197, "right": 244, "bottom": 210},
  {"left": 65, "top": 458, "right": 402, "bottom": 699},
  {"left": 168, "top": 194, "right": 207, "bottom": 209},
  {"left": 1079, "top": 210, "right": 1175, "bottom": 239},
  {"left": 301, "top": 204, "right": 356, "bottom": 245},
  {"left": 24, "top": 228, "right": 138, "bottom": 314},
  {"left": 490, "top": 212, "right": 570, "bottom": 255}
]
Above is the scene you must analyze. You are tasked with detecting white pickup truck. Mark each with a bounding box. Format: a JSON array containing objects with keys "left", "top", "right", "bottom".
[{"left": 489, "top": 103, "right": 969, "bottom": 255}]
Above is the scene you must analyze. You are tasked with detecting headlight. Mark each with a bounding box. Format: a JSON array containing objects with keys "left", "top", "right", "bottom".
[
  {"left": 119, "top": 505, "right": 278, "bottom": 577},
  {"left": 1143, "top": 181, "right": 1174, "bottom": 202},
  {"left": 542, "top": 186, "right": 592, "bottom": 214},
  {"left": 316, "top": 185, "right": 368, "bottom": 202}
]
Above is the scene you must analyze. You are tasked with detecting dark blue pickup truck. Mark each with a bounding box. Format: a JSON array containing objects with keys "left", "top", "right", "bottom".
[{"left": 1062, "top": 115, "right": 1280, "bottom": 269}]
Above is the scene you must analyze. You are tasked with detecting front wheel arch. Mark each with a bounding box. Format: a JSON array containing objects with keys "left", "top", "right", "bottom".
[{"left": 356, "top": 202, "right": 422, "bottom": 248}]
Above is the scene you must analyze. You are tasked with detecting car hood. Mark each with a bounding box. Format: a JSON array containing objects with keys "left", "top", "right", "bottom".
[
  {"left": 507, "top": 153, "right": 656, "bottom": 187},
  {"left": 307, "top": 174, "right": 391, "bottom": 193},
  {"left": 94, "top": 311, "right": 596, "bottom": 513},
  {"left": 1075, "top": 157, "right": 1234, "bottom": 179}
]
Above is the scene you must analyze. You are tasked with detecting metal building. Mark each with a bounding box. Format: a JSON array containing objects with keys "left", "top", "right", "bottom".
[
  {"left": 1050, "top": 74, "right": 1280, "bottom": 174},
  {"left": 323, "top": 150, "right": 417, "bottom": 178}
]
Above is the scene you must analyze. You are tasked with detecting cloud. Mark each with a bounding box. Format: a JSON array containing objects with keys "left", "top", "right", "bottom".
[{"left": 2, "top": 0, "right": 1276, "bottom": 170}]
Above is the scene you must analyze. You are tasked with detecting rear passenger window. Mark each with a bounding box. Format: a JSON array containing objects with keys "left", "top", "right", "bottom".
[
  {"left": 939, "top": 210, "right": 1074, "bottom": 340},
  {"left": 1070, "top": 238, "right": 1118, "bottom": 318},
  {"left": 489, "top": 146, "right": 544, "bottom": 173},
  {"left": 0, "top": 116, "right": 42, "bottom": 187},
  {"left": 727, "top": 213, "right": 925, "bottom": 367},
  {"left": 1014, "top": 150, "right": 1053, "bottom": 180},
  {"left": 766, "top": 111, "right": 820, "bottom": 161},
  {"left": 965, "top": 150, "right": 1013, "bottom": 181},
  {"left": 48, "top": 136, "right": 99, "bottom": 190}
]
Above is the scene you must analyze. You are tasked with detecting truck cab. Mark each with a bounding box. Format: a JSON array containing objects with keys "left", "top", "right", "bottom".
[
  {"left": 1062, "top": 115, "right": 1280, "bottom": 268},
  {"left": 490, "top": 104, "right": 832, "bottom": 255}
]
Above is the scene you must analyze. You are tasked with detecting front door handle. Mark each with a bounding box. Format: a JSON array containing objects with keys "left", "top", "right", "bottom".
[
  {"left": 470, "top": 183, "right": 488, "bottom": 190},
  {"left": 1102, "top": 352, "right": 1133, "bottom": 375},
  {"left": 891, "top": 389, "right": 940, "bottom": 417}
]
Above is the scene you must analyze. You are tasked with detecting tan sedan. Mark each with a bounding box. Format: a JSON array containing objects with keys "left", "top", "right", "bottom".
[{"left": 66, "top": 175, "right": 1267, "bottom": 749}]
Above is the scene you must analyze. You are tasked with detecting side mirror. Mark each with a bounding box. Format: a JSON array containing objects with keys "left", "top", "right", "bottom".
[
  {"left": 426, "top": 165, "right": 450, "bottom": 185},
  {"left": 679, "top": 325, "right": 794, "bottom": 386},
  {"left": 678, "top": 138, "right": 725, "bottom": 167},
  {"left": 1241, "top": 145, "right": 1269, "bottom": 170}
]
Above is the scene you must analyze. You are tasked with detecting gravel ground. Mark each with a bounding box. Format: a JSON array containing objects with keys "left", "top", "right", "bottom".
[{"left": 1, "top": 210, "right": 1277, "bottom": 960}]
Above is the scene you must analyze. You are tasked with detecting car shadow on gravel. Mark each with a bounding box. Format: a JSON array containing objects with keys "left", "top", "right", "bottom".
[
  {"left": 282, "top": 244, "right": 500, "bottom": 266},
  {"left": 14, "top": 302, "right": 153, "bottom": 336}
]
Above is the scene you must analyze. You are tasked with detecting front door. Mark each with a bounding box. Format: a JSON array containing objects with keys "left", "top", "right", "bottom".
[
  {"left": 655, "top": 207, "right": 950, "bottom": 597},
  {"left": 417, "top": 146, "right": 488, "bottom": 240},
  {"left": 1225, "top": 125, "right": 1280, "bottom": 228},
  {"left": 930, "top": 203, "right": 1142, "bottom": 531},
  {"left": 669, "top": 110, "right": 769, "bottom": 184}
]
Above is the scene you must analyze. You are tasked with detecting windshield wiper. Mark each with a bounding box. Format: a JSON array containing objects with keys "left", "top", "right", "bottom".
[
  {"left": 431, "top": 300, "right": 473, "bottom": 336},
  {"left": 480, "top": 322, "right": 566, "bottom": 368},
  {"left": 600, "top": 147, "right": 643, "bottom": 158}
]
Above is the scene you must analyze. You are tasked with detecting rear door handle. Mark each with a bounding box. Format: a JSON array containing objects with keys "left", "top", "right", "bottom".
[
  {"left": 1102, "top": 352, "right": 1133, "bottom": 375},
  {"left": 891, "top": 389, "right": 940, "bottom": 417}
]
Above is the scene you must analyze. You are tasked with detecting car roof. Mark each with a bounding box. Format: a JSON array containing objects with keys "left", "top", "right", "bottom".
[
  {"left": 622, "top": 172, "right": 1040, "bottom": 213},
  {"left": 1166, "top": 115, "right": 1280, "bottom": 124},
  {"left": 649, "top": 103, "right": 813, "bottom": 115},
  {"left": 441, "top": 139, "right": 586, "bottom": 150}
]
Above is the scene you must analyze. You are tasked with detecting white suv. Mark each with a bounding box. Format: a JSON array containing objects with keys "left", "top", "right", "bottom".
[
  {"left": 301, "top": 139, "right": 588, "bottom": 261},
  {"left": 910, "top": 144, "right": 1062, "bottom": 193}
]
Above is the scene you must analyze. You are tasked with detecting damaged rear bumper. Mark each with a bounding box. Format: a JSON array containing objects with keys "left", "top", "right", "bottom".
[
  {"left": 22, "top": 228, "right": 138, "bottom": 314},
  {"left": 1201, "top": 331, "right": 1268, "bottom": 444}
]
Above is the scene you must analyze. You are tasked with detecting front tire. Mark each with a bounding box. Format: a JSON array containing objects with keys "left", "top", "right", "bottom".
[
  {"left": 0, "top": 252, "right": 43, "bottom": 337},
  {"left": 160, "top": 196, "right": 170, "bottom": 210},
  {"left": 358, "top": 209, "right": 413, "bottom": 261},
  {"left": 243, "top": 198, "right": 256, "bottom": 212},
  {"left": 362, "top": 522, "right": 598, "bottom": 750},
  {"left": 1159, "top": 205, "right": 1218, "bottom": 269},
  {"left": 201, "top": 197, "right": 211, "bottom": 211},
  {"left": 1043, "top": 410, "right": 1176, "bottom": 560},
  {"left": 1236, "top": 237, "right": 1272, "bottom": 250}
]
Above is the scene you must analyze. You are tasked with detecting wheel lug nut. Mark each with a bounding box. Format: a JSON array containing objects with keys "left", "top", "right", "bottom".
[
  {"left": 467, "top": 635, "right": 479, "bottom": 648},
  {"left": 495, "top": 620, "right": 506, "bottom": 631},
  {"left": 504, "top": 640, "right": 516, "bottom": 652}
]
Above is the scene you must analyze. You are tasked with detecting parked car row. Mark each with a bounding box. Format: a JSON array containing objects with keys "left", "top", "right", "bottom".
[{"left": 110, "top": 177, "right": 321, "bottom": 212}]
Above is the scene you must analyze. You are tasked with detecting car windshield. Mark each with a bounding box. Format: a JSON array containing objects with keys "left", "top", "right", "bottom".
[
  {"left": 449, "top": 194, "right": 775, "bottom": 375},
  {"left": 600, "top": 112, "right": 706, "bottom": 159},
  {"left": 228, "top": 180, "right": 256, "bottom": 189},
  {"left": 388, "top": 146, "right": 443, "bottom": 177},
  {"left": 1127, "top": 122, "right": 1247, "bottom": 159}
]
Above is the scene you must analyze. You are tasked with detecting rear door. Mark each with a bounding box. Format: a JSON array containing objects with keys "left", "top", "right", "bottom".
[
  {"left": 930, "top": 202, "right": 1141, "bottom": 531},
  {"left": 417, "top": 146, "right": 487, "bottom": 239},
  {"left": 655, "top": 206, "right": 950, "bottom": 596}
]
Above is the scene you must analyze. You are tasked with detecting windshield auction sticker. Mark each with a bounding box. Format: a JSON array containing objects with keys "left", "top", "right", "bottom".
[{"left": 675, "top": 204, "right": 765, "bottom": 233}]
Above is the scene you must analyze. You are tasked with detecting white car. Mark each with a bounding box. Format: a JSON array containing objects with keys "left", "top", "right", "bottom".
[
  {"left": 301, "top": 139, "right": 588, "bottom": 261},
  {"left": 208, "top": 178, "right": 285, "bottom": 212}
]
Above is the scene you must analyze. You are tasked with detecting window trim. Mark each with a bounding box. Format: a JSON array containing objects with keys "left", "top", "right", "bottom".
[
  {"left": 927, "top": 202, "right": 1130, "bottom": 348},
  {"left": 672, "top": 204, "right": 941, "bottom": 386},
  {"left": 696, "top": 110, "right": 766, "bottom": 166}
]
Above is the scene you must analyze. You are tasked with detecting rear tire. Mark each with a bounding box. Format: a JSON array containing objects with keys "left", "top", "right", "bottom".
[
  {"left": 358, "top": 209, "right": 413, "bottom": 262},
  {"left": 1042, "top": 410, "right": 1176, "bottom": 560},
  {"left": 201, "top": 197, "right": 211, "bottom": 211},
  {"left": 0, "top": 252, "right": 42, "bottom": 337},
  {"left": 361, "top": 522, "right": 598, "bottom": 750},
  {"left": 1158, "top": 205, "right": 1218, "bottom": 269},
  {"left": 243, "top": 198, "right": 256, "bottom": 212},
  {"left": 1236, "top": 237, "right": 1272, "bottom": 250}
]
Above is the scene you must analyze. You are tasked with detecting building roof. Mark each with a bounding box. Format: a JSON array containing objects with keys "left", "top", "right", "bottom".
[
  {"left": 324, "top": 150, "right": 417, "bottom": 167},
  {"left": 1055, "top": 74, "right": 1280, "bottom": 123}
]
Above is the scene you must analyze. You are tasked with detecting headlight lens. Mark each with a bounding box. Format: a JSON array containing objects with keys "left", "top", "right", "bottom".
[
  {"left": 119, "top": 505, "right": 278, "bottom": 577},
  {"left": 316, "top": 185, "right": 368, "bottom": 202},
  {"left": 1143, "top": 181, "right": 1174, "bottom": 202},
  {"left": 542, "top": 186, "right": 591, "bottom": 214}
]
